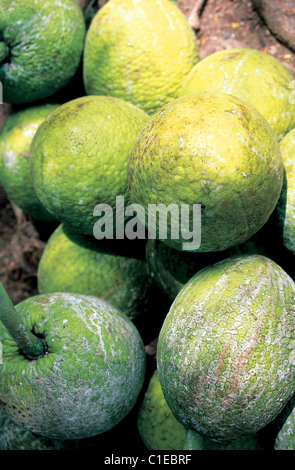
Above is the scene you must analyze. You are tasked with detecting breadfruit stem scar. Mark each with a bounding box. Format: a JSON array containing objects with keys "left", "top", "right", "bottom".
[{"left": 0, "top": 282, "right": 45, "bottom": 359}]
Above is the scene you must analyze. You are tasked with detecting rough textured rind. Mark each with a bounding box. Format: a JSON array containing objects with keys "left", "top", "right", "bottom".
[
  {"left": 0, "top": 104, "right": 59, "bottom": 221},
  {"left": 276, "top": 129, "right": 295, "bottom": 255},
  {"left": 83, "top": 0, "right": 199, "bottom": 115},
  {"left": 0, "top": 407, "right": 107, "bottom": 450},
  {"left": 0, "top": 409, "right": 65, "bottom": 450},
  {"left": 37, "top": 224, "right": 151, "bottom": 320},
  {"left": 29, "top": 95, "right": 148, "bottom": 236},
  {"left": 157, "top": 255, "right": 295, "bottom": 441},
  {"left": 0, "top": 292, "right": 146, "bottom": 440},
  {"left": 179, "top": 48, "right": 295, "bottom": 141},
  {"left": 0, "top": 0, "right": 86, "bottom": 104},
  {"left": 128, "top": 92, "right": 283, "bottom": 252}
]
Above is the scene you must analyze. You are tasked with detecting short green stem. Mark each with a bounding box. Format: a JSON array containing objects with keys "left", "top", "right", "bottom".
[
  {"left": 0, "top": 282, "right": 45, "bottom": 359},
  {"left": 0, "top": 42, "right": 9, "bottom": 63}
]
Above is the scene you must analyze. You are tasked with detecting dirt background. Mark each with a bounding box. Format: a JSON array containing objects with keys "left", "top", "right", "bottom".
[{"left": 0, "top": 0, "right": 294, "bottom": 451}]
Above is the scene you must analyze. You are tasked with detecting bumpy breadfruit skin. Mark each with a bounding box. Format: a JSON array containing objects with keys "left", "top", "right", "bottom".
[
  {"left": 145, "top": 235, "right": 269, "bottom": 301},
  {"left": 0, "top": 409, "right": 65, "bottom": 450},
  {"left": 29, "top": 95, "right": 148, "bottom": 237},
  {"left": 0, "top": 104, "right": 59, "bottom": 221},
  {"left": 137, "top": 370, "right": 187, "bottom": 450},
  {"left": 179, "top": 48, "right": 295, "bottom": 141},
  {"left": 137, "top": 369, "right": 263, "bottom": 450},
  {"left": 157, "top": 255, "right": 295, "bottom": 441},
  {"left": 0, "top": 293, "right": 146, "bottom": 440},
  {"left": 83, "top": 0, "right": 199, "bottom": 115},
  {"left": 128, "top": 92, "right": 283, "bottom": 253},
  {"left": 0, "top": 408, "right": 113, "bottom": 450},
  {"left": 0, "top": 0, "right": 86, "bottom": 104}
]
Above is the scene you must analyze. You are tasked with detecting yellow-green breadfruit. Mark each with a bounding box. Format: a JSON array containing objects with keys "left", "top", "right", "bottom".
[
  {"left": 0, "top": 104, "right": 59, "bottom": 221},
  {"left": 37, "top": 224, "right": 151, "bottom": 320},
  {"left": 179, "top": 48, "right": 295, "bottom": 141},
  {"left": 138, "top": 370, "right": 263, "bottom": 450},
  {"left": 0, "top": 0, "right": 86, "bottom": 104},
  {"left": 128, "top": 92, "right": 283, "bottom": 253},
  {"left": 83, "top": 0, "right": 199, "bottom": 115},
  {"left": 30, "top": 95, "right": 148, "bottom": 236}
]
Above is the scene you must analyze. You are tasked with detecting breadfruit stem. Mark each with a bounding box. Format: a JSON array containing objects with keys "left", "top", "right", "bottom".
[
  {"left": 0, "top": 282, "right": 45, "bottom": 359},
  {"left": 0, "top": 42, "right": 9, "bottom": 63},
  {"left": 183, "top": 428, "right": 204, "bottom": 450}
]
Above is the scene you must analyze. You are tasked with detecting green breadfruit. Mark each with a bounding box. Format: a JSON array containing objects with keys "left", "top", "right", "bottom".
[
  {"left": 0, "top": 0, "right": 86, "bottom": 104},
  {"left": 157, "top": 255, "right": 295, "bottom": 441}
]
